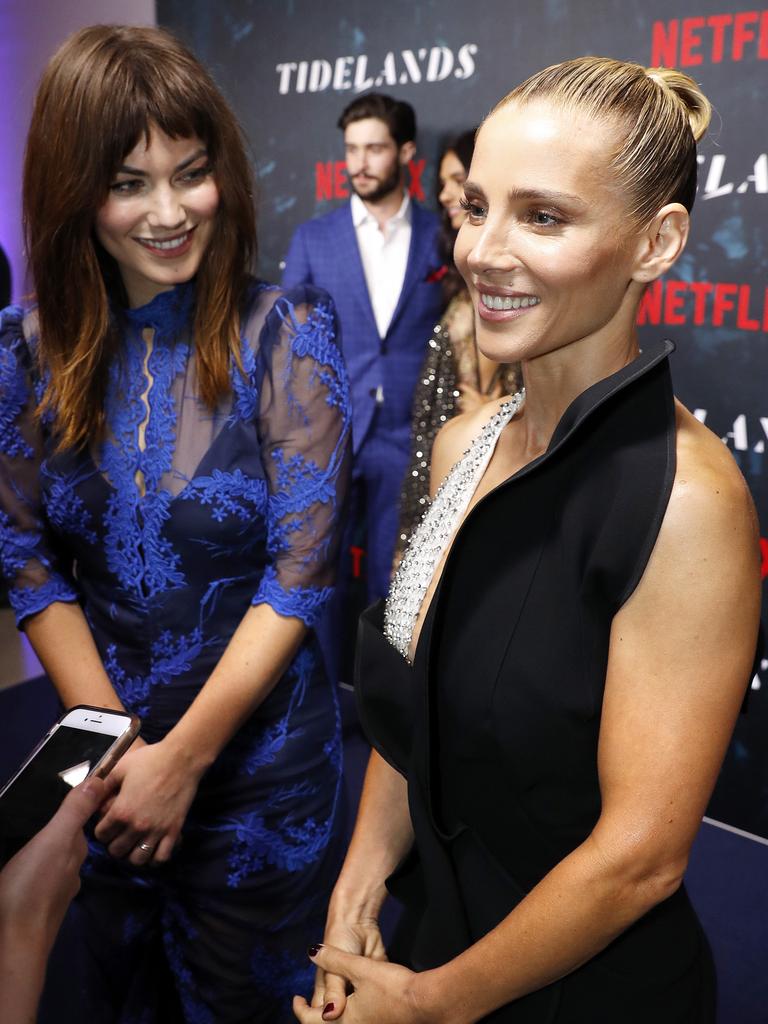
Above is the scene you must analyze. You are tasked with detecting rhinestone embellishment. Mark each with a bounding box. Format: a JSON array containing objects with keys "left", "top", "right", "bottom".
[{"left": 384, "top": 390, "right": 525, "bottom": 662}]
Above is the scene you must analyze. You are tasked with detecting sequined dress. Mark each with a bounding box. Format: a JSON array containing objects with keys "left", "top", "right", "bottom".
[
  {"left": 396, "top": 291, "right": 518, "bottom": 557},
  {"left": 0, "top": 280, "right": 351, "bottom": 1023}
]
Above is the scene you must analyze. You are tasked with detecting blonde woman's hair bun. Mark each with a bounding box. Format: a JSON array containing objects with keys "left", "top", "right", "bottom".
[{"left": 645, "top": 67, "right": 712, "bottom": 143}]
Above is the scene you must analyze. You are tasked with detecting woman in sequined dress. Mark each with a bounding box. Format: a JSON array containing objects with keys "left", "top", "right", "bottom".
[
  {"left": 396, "top": 133, "right": 517, "bottom": 557},
  {"left": 0, "top": 26, "right": 350, "bottom": 1023},
  {"left": 295, "top": 60, "right": 760, "bottom": 1023}
]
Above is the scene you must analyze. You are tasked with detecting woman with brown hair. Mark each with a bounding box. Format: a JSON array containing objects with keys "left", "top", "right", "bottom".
[
  {"left": 294, "top": 58, "right": 760, "bottom": 1023},
  {"left": 0, "top": 24, "right": 350, "bottom": 1022}
]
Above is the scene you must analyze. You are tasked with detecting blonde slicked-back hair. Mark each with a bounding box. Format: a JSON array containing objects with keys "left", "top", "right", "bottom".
[{"left": 492, "top": 57, "right": 712, "bottom": 227}]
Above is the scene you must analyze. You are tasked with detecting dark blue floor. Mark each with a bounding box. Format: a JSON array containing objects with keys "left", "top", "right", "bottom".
[{"left": 2, "top": 676, "right": 766, "bottom": 1022}]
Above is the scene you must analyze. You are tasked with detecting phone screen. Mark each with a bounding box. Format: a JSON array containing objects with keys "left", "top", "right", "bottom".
[{"left": 0, "top": 726, "right": 116, "bottom": 839}]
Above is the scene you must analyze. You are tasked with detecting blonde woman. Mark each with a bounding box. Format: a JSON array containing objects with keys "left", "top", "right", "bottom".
[{"left": 295, "top": 58, "right": 760, "bottom": 1023}]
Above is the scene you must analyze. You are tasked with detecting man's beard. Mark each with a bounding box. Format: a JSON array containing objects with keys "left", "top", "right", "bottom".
[{"left": 350, "top": 162, "right": 402, "bottom": 204}]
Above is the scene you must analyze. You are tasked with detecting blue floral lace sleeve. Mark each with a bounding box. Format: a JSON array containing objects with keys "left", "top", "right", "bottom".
[
  {"left": 251, "top": 285, "right": 351, "bottom": 627},
  {"left": 0, "top": 305, "right": 78, "bottom": 626}
]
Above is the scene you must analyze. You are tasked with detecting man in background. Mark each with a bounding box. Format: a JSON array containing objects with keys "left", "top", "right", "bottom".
[{"left": 283, "top": 93, "right": 443, "bottom": 682}]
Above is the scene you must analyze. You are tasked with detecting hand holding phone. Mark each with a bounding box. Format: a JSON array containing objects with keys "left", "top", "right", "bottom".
[
  {"left": 0, "top": 777, "right": 105, "bottom": 1024},
  {"left": 0, "top": 706, "right": 140, "bottom": 847}
]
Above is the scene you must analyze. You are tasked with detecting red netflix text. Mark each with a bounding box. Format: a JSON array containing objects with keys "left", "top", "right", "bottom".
[
  {"left": 315, "top": 159, "right": 426, "bottom": 202},
  {"left": 636, "top": 279, "right": 768, "bottom": 331},
  {"left": 761, "top": 538, "right": 768, "bottom": 579},
  {"left": 651, "top": 10, "right": 768, "bottom": 66}
]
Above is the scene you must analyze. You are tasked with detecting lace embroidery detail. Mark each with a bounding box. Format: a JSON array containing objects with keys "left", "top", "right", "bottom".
[
  {"left": 104, "top": 627, "right": 207, "bottom": 718},
  {"left": 100, "top": 313, "right": 188, "bottom": 602},
  {"left": 0, "top": 507, "right": 45, "bottom": 575},
  {"left": 252, "top": 565, "right": 332, "bottom": 627},
  {"left": 41, "top": 463, "right": 99, "bottom": 543},
  {"left": 121, "top": 279, "right": 195, "bottom": 335},
  {"left": 162, "top": 901, "right": 216, "bottom": 1024},
  {"left": 8, "top": 574, "right": 78, "bottom": 625},
  {"left": 209, "top": 671, "right": 342, "bottom": 889},
  {"left": 277, "top": 298, "right": 351, "bottom": 417},
  {"left": 241, "top": 646, "right": 314, "bottom": 773},
  {"left": 178, "top": 468, "right": 267, "bottom": 522},
  {"left": 231, "top": 337, "right": 259, "bottom": 423},
  {"left": 267, "top": 448, "right": 337, "bottom": 556},
  {"left": 213, "top": 781, "right": 335, "bottom": 887},
  {"left": 253, "top": 296, "right": 350, "bottom": 625},
  {"left": 0, "top": 309, "right": 34, "bottom": 460}
]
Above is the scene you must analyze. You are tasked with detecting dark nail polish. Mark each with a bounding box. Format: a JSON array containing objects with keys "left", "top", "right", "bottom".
[
  {"left": 322, "top": 1003, "right": 335, "bottom": 1017},
  {"left": 307, "top": 943, "right": 323, "bottom": 957}
]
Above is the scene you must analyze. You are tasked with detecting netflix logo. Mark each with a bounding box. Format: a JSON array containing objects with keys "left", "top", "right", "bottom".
[
  {"left": 637, "top": 279, "right": 768, "bottom": 330},
  {"left": 315, "top": 158, "right": 427, "bottom": 201},
  {"left": 651, "top": 10, "right": 768, "bottom": 66}
]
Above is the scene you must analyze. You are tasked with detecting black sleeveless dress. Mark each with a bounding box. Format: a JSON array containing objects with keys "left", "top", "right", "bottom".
[{"left": 356, "top": 340, "right": 715, "bottom": 1022}]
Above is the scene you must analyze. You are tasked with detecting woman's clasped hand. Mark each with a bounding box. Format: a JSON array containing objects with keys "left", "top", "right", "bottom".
[
  {"left": 93, "top": 736, "right": 201, "bottom": 866},
  {"left": 293, "top": 945, "right": 437, "bottom": 1024}
]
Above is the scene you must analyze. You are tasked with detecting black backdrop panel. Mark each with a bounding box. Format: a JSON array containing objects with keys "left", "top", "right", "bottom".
[{"left": 158, "top": 0, "right": 768, "bottom": 839}]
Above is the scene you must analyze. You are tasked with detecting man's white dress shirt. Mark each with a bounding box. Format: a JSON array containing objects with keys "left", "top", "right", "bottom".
[{"left": 351, "top": 191, "right": 412, "bottom": 340}]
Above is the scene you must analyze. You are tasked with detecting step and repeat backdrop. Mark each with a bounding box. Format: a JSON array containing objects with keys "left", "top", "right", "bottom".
[{"left": 157, "top": 0, "right": 768, "bottom": 839}]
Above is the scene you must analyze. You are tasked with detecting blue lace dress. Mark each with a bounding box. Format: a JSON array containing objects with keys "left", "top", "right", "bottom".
[{"left": 0, "top": 280, "right": 351, "bottom": 1023}]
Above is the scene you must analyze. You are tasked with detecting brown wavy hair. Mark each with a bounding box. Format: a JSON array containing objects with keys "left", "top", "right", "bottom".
[{"left": 23, "top": 24, "right": 257, "bottom": 451}]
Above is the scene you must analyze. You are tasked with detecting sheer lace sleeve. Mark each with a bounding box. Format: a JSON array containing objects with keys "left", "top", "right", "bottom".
[
  {"left": 251, "top": 285, "right": 351, "bottom": 627},
  {"left": 0, "top": 306, "right": 78, "bottom": 627}
]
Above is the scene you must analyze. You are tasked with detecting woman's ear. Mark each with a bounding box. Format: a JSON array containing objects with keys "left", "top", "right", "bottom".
[
  {"left": 631, "top": 203, "right": 689, "bottom": 283},
  {"left": 399, "top": 140, "right": 417, "bottom": 167}
]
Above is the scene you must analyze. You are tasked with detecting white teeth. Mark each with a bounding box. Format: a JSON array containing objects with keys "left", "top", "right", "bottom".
[
  {"left": 139, "top": 232, "right": 189, "bottom": 251},
  {"left": 480, "top": 293, "right": 540, "bottom": 311}
]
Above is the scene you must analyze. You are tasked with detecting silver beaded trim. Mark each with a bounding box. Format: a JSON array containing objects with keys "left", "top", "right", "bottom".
[{"left": 384, "top": 390, "right": 525, "bottom": 662}]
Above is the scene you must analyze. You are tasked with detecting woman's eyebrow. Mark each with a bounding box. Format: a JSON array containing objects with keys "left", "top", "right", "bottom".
[
  {"left": 116, "top": 148, "right": 208, "bottom": 176},
  {"left": 462, "top": 180, "right": 486, "bottom": 197},
  {"left": 507, "top": 186, "right": 586, "bottom": 209}
]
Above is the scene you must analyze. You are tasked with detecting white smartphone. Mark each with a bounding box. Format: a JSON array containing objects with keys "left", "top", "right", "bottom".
[{"left": 0, "top": 705, "right": 140, "bottom": 844}]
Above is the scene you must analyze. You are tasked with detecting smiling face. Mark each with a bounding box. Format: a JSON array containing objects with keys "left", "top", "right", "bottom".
[
  {"left": 344, "top": 117, "right": 405, "bottom": 203},
  {"left": 95, "top": 128, "right": 219, "bottom": 308},
  {"left": 438, "top": 149, "right": 468, "bottom": 230},
  {"left": 454, "top": 100, "right": 645, "bottom": 367}
]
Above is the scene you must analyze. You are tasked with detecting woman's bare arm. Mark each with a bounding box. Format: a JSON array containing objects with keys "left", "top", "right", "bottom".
[
  {"left": 300, "top": 410, "right": 761, "bottom": 1024},
  {"left": 24, "top": 602, "right": 126, "bottom": 711},
  {"left": 312, "top": 750, "right": 413, "bottom": 1014},
  {"left": 411, "top": 411, "right": 761, "bottom": 1023}
]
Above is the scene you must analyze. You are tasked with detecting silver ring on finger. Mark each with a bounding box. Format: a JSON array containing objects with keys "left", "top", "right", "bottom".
[{"left": 138, "top": 841, "right": 155, "bottom": 853}]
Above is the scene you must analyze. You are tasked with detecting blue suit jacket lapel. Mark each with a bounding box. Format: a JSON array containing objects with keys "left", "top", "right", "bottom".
[{"left": 339, "top": 204, "right": 379, "bottom": 338}]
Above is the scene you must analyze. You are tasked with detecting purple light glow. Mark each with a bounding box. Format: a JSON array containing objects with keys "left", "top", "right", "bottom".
[{"left": 0, "top": 1, "right": 156, "bottom": 305}]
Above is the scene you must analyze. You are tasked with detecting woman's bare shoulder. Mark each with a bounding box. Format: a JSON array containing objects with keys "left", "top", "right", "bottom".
[
  {"left": 673, "top": 399, "right": 755, "bottom": 512},
  {"left": 429, "top": 398, "right": 508, "bottom": 499},
  {"left": 663, "top": 399, "right": 758, "bottom": 562}
]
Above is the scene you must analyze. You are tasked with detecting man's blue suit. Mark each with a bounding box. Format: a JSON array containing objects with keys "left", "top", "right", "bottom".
[{"left": 283, "top": 199, "right": 442, "bottom": 678}]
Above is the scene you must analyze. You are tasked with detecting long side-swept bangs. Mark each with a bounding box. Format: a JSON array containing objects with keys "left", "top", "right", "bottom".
[{"left": 24, "top": 24, "right": 256, "bottom": 451}]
